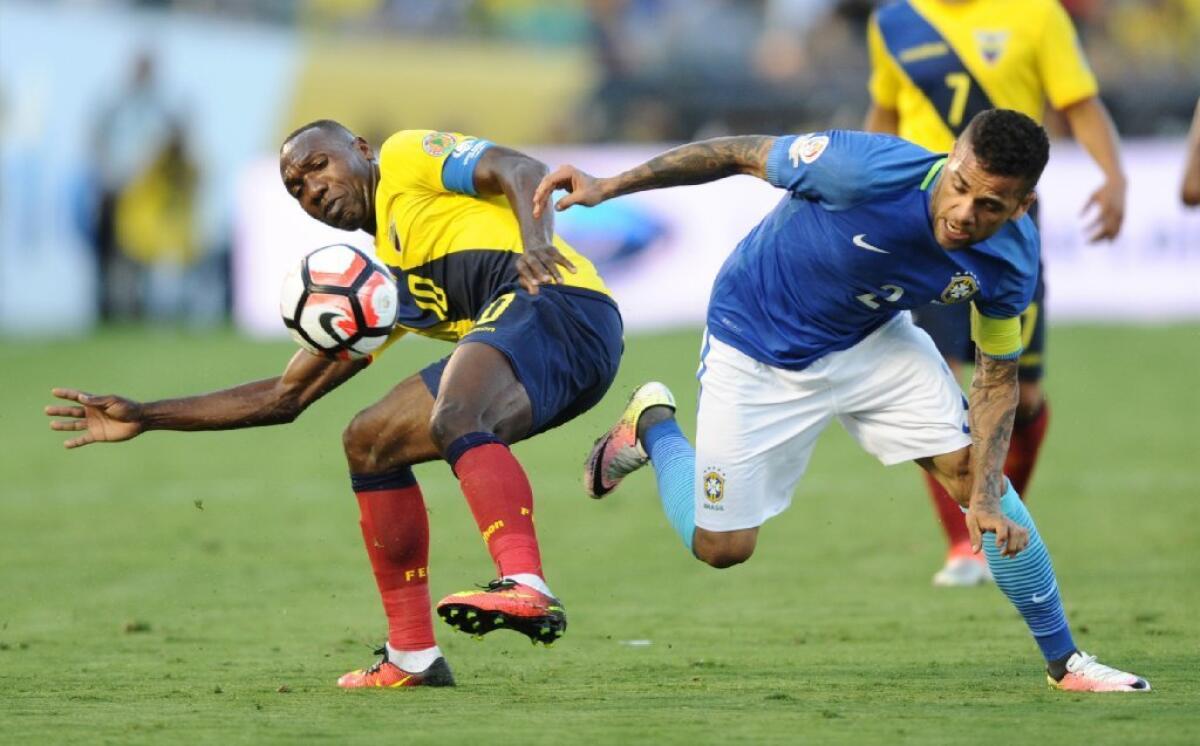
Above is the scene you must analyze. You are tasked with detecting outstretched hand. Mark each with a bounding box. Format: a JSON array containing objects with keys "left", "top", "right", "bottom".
[
  {"left": 1081, "top": 177, "right": 1126, "bottom": 242},
  {"left": 532, "top": 165, "right": 607, "bottom": 219},
  {"left": 45, "top": 388, "right": 145, "bottom": 448},
  {"left": 965, "top": 504, "right": 1029, "bottom": 559}
]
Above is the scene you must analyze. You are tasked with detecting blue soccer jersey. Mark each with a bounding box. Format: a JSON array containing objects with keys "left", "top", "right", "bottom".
[{"left": 706, "top": 130, "right": 1039, "bottom": 370}]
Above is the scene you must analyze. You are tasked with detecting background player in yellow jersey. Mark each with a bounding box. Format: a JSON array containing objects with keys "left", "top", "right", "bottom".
[
  {"left": 864, "top": 0, "right": 1126, "bottom": 587},
  {"left": 44, "top": 120, "right": 624, "bottom": 689}
]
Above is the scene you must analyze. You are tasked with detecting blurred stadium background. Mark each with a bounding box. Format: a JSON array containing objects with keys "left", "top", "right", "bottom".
[
  {"left": 2, "top": 1, "right": 1199, "bottom": 743},
  {"left": 1, "top": 0, "right": 1198, "bottom": 333}
]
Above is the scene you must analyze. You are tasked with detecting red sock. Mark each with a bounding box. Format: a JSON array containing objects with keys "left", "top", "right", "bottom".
[
  {"left": 352, "top": 469, "right": 435, "bottom": 652},
  {"left": 1005, "top": 401, "right": 1050, "bottom": 497},
  {"left": 449, "top": 436, "right": 543, "bottom": 580},
  {"left": 923, "top": 471, "right": 971, "bottom": 552}
]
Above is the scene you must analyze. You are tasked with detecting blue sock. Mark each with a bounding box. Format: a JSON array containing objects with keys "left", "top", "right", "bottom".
[
  {"left": 642, "top": 419, "right": 696, "bottom": 552},
  {"left": 983, "top": 483, "right": 1076, "bottom": 662}
]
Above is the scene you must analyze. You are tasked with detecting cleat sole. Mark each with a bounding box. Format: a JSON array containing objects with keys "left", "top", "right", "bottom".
[{"left": 437, "top": 603, "right": 567, "bottom": 645}]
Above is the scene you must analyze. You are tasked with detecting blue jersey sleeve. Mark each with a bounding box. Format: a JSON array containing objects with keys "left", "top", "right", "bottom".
[
  {"left": 973, "top": 218, "right": 1040, "bottom": 319},
  {"left": 765, "top": 130, "right": 939, "bottom": 210},
  {"left": 440, "top": 137, "right": 494, "bottom": 195}
]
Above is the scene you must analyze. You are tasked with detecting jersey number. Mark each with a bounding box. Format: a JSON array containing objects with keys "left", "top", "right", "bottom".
[
  {"left": 944, "top": 73, "right": 971, "bottom": 127},
  {"left": 476, "top": 292, "right": 515, "bottom": 325},
  {"left": 856, "top": 284, "right": 905, "bottom": 310}
]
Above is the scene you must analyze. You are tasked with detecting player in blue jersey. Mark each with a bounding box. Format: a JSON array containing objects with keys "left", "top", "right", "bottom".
[{"left": 533, "top": 109, "right": 1149, "bottom": 692}]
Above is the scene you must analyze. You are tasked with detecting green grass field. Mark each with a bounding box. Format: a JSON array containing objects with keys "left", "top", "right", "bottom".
[{"left": 2, "top": 324, "right": 1198, "bottom": 744}]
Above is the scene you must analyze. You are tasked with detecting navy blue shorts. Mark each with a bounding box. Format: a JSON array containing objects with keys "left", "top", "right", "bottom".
[
  {"left": 913, "top": 203, "right": 1046, "bottom": 381},
  {"left": 420, "top": 286, "right": 624, "bottom": 436}
]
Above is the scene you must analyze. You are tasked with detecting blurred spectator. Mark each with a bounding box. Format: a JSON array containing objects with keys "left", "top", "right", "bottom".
[
  {"left": 91, "top": 52, "right": 177, "bottom": 321},
  {"left": 112, "top": 122, "right": 204, "bottom": 322}
]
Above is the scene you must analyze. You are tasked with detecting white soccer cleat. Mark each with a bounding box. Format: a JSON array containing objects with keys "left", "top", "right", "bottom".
[
  {"left": 1050, "top": 651, "right": 1151, "bottom": 692},
  {"left": 932, "top": 553, "right": 992, "bottom": 587},
  {"left": 583, "top": 382, "right": 676, "bottom": 499}
]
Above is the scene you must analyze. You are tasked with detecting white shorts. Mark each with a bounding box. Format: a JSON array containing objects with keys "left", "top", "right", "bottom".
[{"left": 693, "top": 313, "right": 971, "bottom": 532}]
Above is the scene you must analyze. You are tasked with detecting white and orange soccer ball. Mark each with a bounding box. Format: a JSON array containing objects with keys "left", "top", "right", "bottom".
[{"left": 280, "top": 244, "right": 399, "bottom": 360}]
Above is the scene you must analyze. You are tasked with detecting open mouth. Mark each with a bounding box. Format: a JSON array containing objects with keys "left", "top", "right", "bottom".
[{"left": 943, "top": 219, "right": 970, "bottom": 242}]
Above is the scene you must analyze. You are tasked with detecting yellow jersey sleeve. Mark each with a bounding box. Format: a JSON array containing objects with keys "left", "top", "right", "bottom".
[
  {"left": 970, "top": 304, "right": 1023, "bottom": 360},
  {"left": 378, "top": 130, "right": 493, "bottom": 196},
  {"left": 867, "top": 14, "right": 901, "bottom": 110},
  {"left": 1036, "top": 1, "right": 1099, "bottom": 109}
]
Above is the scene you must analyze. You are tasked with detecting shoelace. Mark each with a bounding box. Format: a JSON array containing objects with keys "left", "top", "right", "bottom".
[
  {"left": 477, "top": 578, "right": 517, "bottom": 592},
  {"left": 364, "top": 646, "right": 390, "bottom": 675},
  {"left": 1071, "top": 652, "right": 1131, "bottom": 682}
]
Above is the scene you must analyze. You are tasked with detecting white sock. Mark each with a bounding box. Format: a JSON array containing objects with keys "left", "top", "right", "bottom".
[
  {"left": 505, "top": 573, "right": 553, "bottom": 598},
  {"left": 386, "top": 643, "right": 441, "bottom": 673}
]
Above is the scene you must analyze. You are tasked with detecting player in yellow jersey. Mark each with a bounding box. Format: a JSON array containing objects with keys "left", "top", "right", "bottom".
[
  {"left": 44, "top": 120, "right": 624, "bottom": 689},
  {"left": 864, "top": 0, "right": 1126, "bottom": 587}
]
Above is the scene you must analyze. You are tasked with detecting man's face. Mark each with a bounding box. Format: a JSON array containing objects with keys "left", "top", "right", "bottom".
[
  {"left": 279, "top": 130, "right": 374, "bottom": 231},
  {"left": 929, "top": 141, "right": 1035, "bottom": 250}
]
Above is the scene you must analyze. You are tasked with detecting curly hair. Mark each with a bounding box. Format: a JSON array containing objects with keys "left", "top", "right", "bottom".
[{"left": 964, "top": 109, "right": 1050, "bottom": 192}]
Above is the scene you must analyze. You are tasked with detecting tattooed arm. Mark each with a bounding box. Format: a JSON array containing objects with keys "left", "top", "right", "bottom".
[
  {"left": 963, "top": 348, "right": 1029, "bottom": 557},
  {"left": 532, "top": 136, "right": 776, "bottom": 217}
]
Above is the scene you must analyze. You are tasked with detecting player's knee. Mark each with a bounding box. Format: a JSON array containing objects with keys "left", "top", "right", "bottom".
[
  {"left": 428, "top": 398, "right": 487, "bottom": 455},
  {"left": 342, "top": 413, "right": 378, "bottom": 472},
  {"left": 693, "top": 530, "right": 756, "bottom": 569},
  {"left": 1016, "top": 383, "right": 1044, "bottom": 422}
]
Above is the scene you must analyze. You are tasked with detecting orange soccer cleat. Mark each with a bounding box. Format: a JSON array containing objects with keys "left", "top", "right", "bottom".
[
  {"left": 437, "top": 579, "right": 566, "bottom": 645},
  {"left": 336, "top": 647, "right": 456, "bottom": 689}
]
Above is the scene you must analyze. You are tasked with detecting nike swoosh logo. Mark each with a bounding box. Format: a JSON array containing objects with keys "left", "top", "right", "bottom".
[
  {"left": 1031, "top": 583, "right": 1057, "bottom": 604},
  {"left": 852, "top": 234, "right": 889, "bottom": 254}
]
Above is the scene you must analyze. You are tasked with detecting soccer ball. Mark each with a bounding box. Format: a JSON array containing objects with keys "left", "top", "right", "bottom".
[{"left": 280, "top": 244, "right": 399, "bottom": 360}]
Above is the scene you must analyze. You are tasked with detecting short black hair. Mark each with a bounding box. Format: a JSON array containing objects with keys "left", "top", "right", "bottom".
[
  {"left": 281, "top": 119, "right": 355, "bottom": 150},
  {"left": 963, "top": 109, "right": 1050, "bottom": 192}
]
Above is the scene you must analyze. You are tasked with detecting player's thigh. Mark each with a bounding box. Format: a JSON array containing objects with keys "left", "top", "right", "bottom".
[
  {"left": 432, "top": 288, "right": 622, "bottom": 443},
  {"left": 917, "top": 446, "right": 972, "bottom": 506},
  {"left": 430, "top": 341, "right": 533, "bottom": 448},
  {"left": 837, "top": 314, "right": 971, "bottom": 465},
  {"left": 343, "top": 373, "right": 440, "bottom": 472},
  {"left": 693, "top": 333, "right": 833, "bottom": 533}
]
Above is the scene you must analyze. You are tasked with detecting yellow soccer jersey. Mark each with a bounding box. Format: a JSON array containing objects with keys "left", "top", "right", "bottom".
[
  {"left": 371, "top": 129, "right": 610, "bottom": 346},
  {"left": 868, "top": 0, "right": 1098, "bottom": 152}
]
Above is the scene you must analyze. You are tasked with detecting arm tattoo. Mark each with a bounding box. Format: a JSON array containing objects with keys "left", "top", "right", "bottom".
[
  {"left": 606, "top": 136, "right": 776, "bottom": 198},
  {"left": 968, "top": 347, "right": 1019, "bottom": 509}
]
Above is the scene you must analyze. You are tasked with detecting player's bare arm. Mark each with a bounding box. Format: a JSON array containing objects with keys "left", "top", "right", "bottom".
[
  {"left": 1060, "top": 96, "right": 1126, "bottom": 241},
  {"left": 964, "top": 348, "right": 1028, "bottom": 557},
  {"left": 862, "top": 104, "right": 899, "bottom": 135},
  {"left": 1181, "top": 98, "right": 1200, "bottom": 207},
  {"left": 533, "top": 136, "right": 776, "bottom": 216},
  {"left": 46, "top": 350, "right": 366, "bottom": 448},
  {"left": 473, "top": 146, "right": 576, "bottom": 294}
]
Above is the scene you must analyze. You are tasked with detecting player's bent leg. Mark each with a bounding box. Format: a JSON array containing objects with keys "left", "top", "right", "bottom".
[
  {"left": 583, "top": 381, "right": 676, "bottom": 498},
  {"left": 429, "top": 342, "right": 565, "bottom": 645},
  {"left": 918, "top": 449, "right": 992, "bottom": 587},
  {"left": 340, "top": 375, "right": 448, "bottom": 687},
  {"left": 692, "top": 526, "right": 759, "bottom": 569},
  {"left": 939, "top": 454, "right": 1149, "bottom": 691}
]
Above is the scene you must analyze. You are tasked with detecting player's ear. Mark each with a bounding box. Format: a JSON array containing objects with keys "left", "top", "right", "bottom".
[
  {"left": 353, "top": 136, "right": 374, "bottom": 160},
  {"left": 1010, "top": 189, "right": 1036, "bottom": 221}
]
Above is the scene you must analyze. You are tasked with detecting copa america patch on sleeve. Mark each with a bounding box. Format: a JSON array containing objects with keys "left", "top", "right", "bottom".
[
  {"left": 422, "top": 132, "right": 457, "bottom": 157},
  {"left": 788, "top": 134, "right": 830, "bottom": 166}
]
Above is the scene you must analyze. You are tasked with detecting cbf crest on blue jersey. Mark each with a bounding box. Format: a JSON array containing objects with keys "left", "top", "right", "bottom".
[
  {"left": 939, "top": 272, "right": 980, "bottom": 304},
  {"left": 708, "top": 129, "right": 1039, "bottom": 370}
]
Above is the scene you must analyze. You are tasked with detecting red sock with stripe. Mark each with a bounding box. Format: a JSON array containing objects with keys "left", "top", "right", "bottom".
[
  {"left": 1005, "top": 401, "right": 1050, "bottom": 497},
  {"left": 446, "top": 433, "right": 544, "bottom": 581},
  {"left": 351, "top": 468, "right": 436, "bottom": 652}
]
